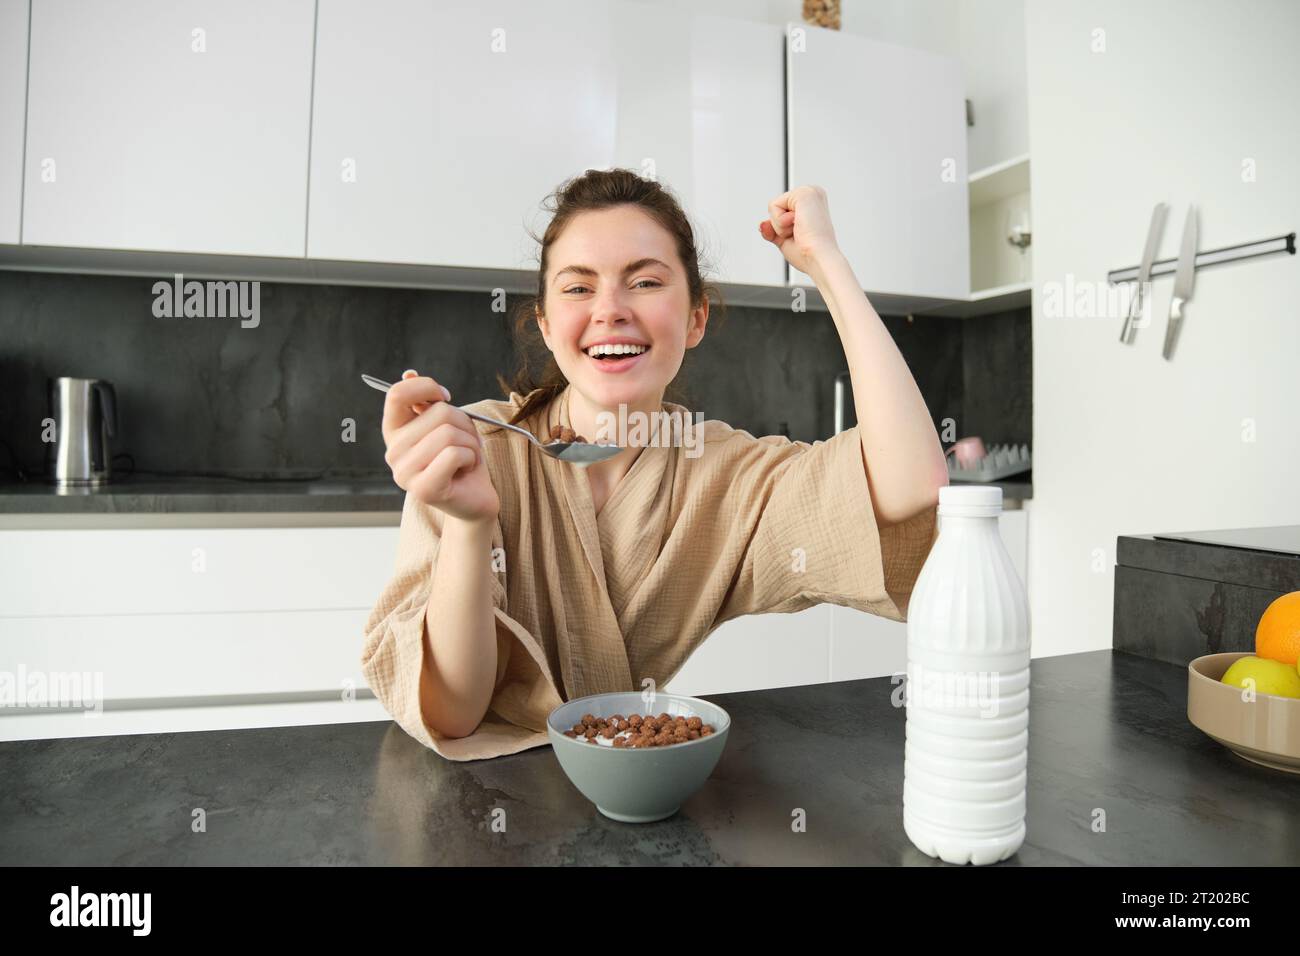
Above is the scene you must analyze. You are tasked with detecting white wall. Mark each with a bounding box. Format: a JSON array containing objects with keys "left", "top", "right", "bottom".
[{"left": 1025, "top": 0, "right": 1300, "bottom": 656}]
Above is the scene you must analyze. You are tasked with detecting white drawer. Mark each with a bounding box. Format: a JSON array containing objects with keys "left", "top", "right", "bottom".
[
  {"left": 0, "top": 527, "right": 400, "bottom": 617},
  {"left": 0, "top": 608, "right": 373, "bottom": 702},
  {"left": 830, "top": 606, "right": 908, "bottom": 682},
  {"left": 666, "top": 605, "right": 832, "bottom": 696}
]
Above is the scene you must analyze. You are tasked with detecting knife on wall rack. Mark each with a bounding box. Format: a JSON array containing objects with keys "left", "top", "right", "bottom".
[
  {"left": 1162, "top": 205, "right": 1199, "bottom": 360},
  {"left": 1119, "top": 202, "right": 1168, "bottom": 344},
  {"left": 1108, "top": 230, "right": 1295, "bottom": 285}
]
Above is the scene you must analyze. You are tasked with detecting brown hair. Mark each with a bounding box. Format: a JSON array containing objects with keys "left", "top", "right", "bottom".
[{"left": 496, "top": 167, "right": 726, "bottom": 425}]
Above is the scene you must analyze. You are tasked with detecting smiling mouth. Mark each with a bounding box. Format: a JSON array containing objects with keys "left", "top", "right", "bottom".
[{"left": 584, "top": 344, "right": 650, "bottom": 360}]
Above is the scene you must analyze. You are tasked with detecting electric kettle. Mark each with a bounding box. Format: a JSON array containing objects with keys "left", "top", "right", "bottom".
[{"left": 47, "top": 377, "right": 117, "bottom": 486}]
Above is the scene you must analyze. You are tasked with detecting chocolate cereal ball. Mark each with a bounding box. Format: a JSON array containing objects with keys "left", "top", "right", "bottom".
[{"left": 565, "top": 711, "right": 714, "bottom": 748}]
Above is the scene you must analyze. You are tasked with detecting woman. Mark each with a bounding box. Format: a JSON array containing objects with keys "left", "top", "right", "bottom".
[{"left": 362, "top": 168, "right": 947, "bottom": 761}]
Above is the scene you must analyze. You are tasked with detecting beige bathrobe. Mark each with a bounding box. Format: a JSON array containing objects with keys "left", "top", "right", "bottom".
[{"left": 360, "top": 384, "right": 938, "bottom": 761}]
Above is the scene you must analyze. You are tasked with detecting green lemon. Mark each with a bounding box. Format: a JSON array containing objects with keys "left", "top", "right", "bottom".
[{"left": 1221, "top": 656, "right": 1300, "bottom": 699}]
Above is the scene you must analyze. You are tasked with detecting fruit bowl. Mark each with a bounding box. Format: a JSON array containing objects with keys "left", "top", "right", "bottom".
[{"left": 1187, "top": 652, "right": 1300, "bottom": 774}]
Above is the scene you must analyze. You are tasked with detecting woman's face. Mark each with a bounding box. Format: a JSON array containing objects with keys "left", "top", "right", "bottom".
[{"left": 537, "top": 205, "right": 708, "bottom": 411}]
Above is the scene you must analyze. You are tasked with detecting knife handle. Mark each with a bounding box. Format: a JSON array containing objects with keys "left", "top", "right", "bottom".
[
  {"left": 1162, "top": 297, "right": 1186, "bottom": 359},
  {"left": 1119, "top": 282, "right": 1142, "bottom": 343}
]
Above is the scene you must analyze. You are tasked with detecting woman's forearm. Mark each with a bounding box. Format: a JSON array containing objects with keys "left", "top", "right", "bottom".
[
  {"left": 418, "top": 514, "right": 498, "bottom": 738},
  {"left": 806, "top": 249, "right": 949, "bottom": 525}
]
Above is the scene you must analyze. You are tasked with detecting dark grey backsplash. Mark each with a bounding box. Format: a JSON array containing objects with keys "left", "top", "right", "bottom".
[
  {"left": 959, "top": 306, "right": 1033, "bottom": 447},
  {"left": 0, "top": 270, "right": 1030, "bottom": 480}
]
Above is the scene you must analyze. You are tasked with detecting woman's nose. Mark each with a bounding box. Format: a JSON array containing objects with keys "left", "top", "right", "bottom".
[{"left": 588, "top": 292, "right": 633, "bottom": 324}]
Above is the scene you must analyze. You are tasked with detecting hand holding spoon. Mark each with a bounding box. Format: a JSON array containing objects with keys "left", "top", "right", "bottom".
[{"left": 361, "top": 373, "right": 622, "bottom": 466}]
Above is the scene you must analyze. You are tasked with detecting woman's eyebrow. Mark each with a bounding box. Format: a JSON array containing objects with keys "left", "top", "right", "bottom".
[{"left": 554, "top": 258, "right": 671, "bottom": 283}]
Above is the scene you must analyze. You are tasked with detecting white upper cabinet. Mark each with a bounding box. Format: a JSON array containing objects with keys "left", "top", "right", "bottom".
[
  {"left": 605, "top": 5, "right": 786, "bottom": 288},
  {"left": 11, "top": 3, "right": 963, "bottom": 299},
  {"left": 687, "top": 15, "right": 787, "bottom": 287},
  {"left": 22, "top": 0, "right": 314, "bottom": 257},
  {"left": 308, "top": 0, "right": 617, "bottom": 269},
  {"left": 309, "top": 0, "right": 786, "bottom": 285},
  {"left": 0, "top": 0, "right": 29, "bottom": 245},
  {"left": 785, "top": 23, "right": 970, "bottom": 301}
]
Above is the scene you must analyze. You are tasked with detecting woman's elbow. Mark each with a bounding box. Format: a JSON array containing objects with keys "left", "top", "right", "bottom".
[
  {"left": 876, "top": 469, "right": 947, "bottom": 530},
  {"left": 425, "top": 703, "right": 487, "bottom": 739},
  {"left": 436, "top": 718, "right": 484, "bottom": 740}
]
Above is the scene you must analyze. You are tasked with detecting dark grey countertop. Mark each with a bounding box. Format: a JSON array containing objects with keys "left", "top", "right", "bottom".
[
  {"left": 0, "top": 650, "right": 1292, "bottom": 866},
  {"left": 0, "top": 470, "right": 1031, "bottom": 515},
  {"left": 0, "top": 475, "right": 404, "bottom": 513}
]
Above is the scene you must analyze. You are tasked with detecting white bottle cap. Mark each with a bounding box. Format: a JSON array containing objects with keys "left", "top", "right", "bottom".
[{"left": 938, "top": 484, "right": 1003, "bottom": 517}]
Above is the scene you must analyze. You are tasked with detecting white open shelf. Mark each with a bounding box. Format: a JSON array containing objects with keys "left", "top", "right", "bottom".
[
  {"left": 969, "top": 153, "right": 1031, "bottom": 206},
  {"left": 967, "top": 153, "right": 1032, "bottom": 310}
]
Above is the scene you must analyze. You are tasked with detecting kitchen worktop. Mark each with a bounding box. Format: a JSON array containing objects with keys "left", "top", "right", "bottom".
[
  {"left": 0, "top": 475, "right": 404, "bottom": 514},
  {"left": 0, "top": 470, "right": 1031, "bottom": 515},
  {"left": 1, "top": 650, "right": 1292, "bottom": 866}
]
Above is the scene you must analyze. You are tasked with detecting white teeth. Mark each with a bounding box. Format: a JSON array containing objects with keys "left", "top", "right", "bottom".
[{"left": 586, "top": 343, "right": 648, "bottom": 357}]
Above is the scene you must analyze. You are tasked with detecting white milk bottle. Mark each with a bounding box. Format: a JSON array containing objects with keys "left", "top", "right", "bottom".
[{"left": 903, "top": 485, "right": 1030, "bottom": 865}]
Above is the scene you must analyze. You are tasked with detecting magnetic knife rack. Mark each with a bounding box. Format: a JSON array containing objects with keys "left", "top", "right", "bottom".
[{"left": 1108, "top": 231, "right": 1294, "bottom": 285}]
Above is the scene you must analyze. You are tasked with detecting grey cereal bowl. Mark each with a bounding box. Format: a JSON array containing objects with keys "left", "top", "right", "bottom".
[{"left": 547, "top": 691, "right": 731, "bottom": 823}]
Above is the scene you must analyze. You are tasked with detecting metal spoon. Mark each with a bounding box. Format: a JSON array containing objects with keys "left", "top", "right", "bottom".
[{"left": 361, "top": 374, "right": 622, "bottom": 466}]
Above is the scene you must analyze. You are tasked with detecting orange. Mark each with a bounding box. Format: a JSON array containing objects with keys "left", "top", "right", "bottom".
[{"left": 1255, "top": 591, "right": 1300, "bottom": 667}]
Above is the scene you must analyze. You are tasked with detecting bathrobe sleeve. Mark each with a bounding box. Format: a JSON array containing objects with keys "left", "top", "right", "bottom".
[
  {"left": 360, "top": 489, "right": 564, "bottom": 762},
  {"left": 709, "top": 425, "right": 939, "bottom": 627}
]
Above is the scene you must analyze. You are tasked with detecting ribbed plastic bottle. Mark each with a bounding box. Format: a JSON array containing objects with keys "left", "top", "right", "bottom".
[{"left": 903, "top": 485, "right": 1031, "bottom": 865}]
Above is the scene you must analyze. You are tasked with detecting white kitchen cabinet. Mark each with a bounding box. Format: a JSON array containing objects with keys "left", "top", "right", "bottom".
[
  {"left": 0, "top": 527, "right": 399, "bottom": 618},
  {"left": 0, "top": 526, "right": 399, "bottom": 739},
  {"left": 830, "top": 505, "right": 1030, "bottom": 682},
  {"left": 5, "top": 608, "right": 374, "bottom": 701},
  {"left": 665, "top": 605, "right": 832, "bottom": 697},
  {"left": 785, "top": 22, "right": 970, "bottom": 300},
  {"left": 0, "top": 503, "right": 1027, "bottom": 734},
  {"left": 829, "top": 606, "right": 909, "bottom": 685},
  {"left": 308, "top": 0, "right": 616, "bottom": 269},
  {"left": 22, "top": 0, "right": 314, "bottom": 256},
  {"left": 605, "top": 6, "right": 785, "bottom": 287},
  {"left": 998, "top": 506, "right": 1029, "bottom": 593},
  {"left": 0, "top": 698, "right": 389, "bottom": 743},
  {"left": 0, "top": 0, "right": 27, "bottom": 245},
  {"left": 668, "top": 506, "right": 1030, "bottom": 693},
  {"left": 309, "top": 1, "right": 785, "bottom": 285}
]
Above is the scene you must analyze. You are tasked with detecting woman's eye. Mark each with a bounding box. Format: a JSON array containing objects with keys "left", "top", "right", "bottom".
[{"left": 563, "top": 280, "right": 661, "bottom": 293}]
